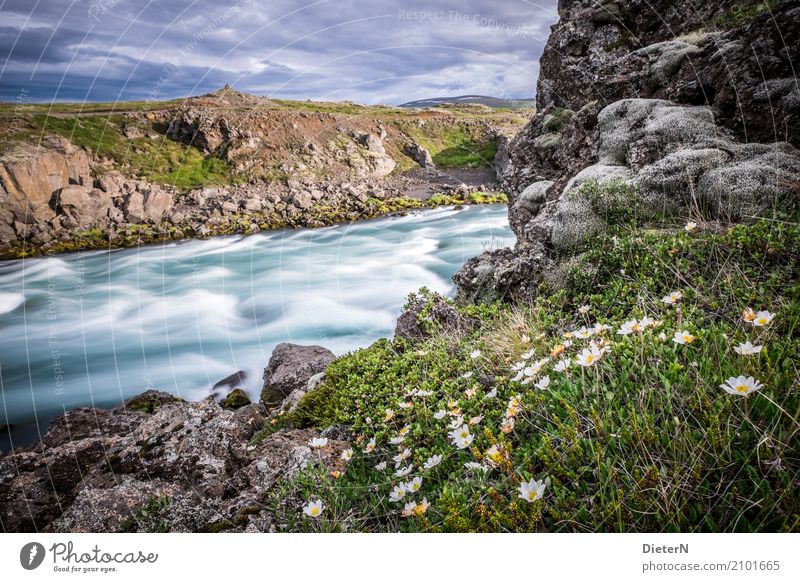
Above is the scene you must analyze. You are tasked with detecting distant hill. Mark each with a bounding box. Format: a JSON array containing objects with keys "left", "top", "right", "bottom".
[{"left": 398, "top": 95, "right": 536, "bottom": 110}]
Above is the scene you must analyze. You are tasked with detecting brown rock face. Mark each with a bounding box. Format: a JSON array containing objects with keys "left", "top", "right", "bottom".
[{"left": 0, "top": 136, "right": 92, "bottom": 230}]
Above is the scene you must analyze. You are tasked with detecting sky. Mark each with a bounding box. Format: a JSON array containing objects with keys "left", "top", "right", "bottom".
[{"left": 0, "top": 0, "right": 558, "bottom": 104}]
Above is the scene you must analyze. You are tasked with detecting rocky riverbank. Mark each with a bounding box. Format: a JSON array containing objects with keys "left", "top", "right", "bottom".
[
  {"left": 0, "top": 87, "right": 522, "bottom": 258},
  {"left": 0, "top": 343, "right": 348, "bottom": 532}
]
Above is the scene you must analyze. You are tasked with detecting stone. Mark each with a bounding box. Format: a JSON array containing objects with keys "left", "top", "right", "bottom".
[
  {"left": 394, "top": 291, "right": 474, "bottom": 340},
  {"left": 260, "top": 343, "right": 336, "bottom": 406},
  {"left": 220, "top": 388, "right": 251, "bottom": 410},
  {"left": 56, "top": 186, "right": 113, "bottom": 227}
]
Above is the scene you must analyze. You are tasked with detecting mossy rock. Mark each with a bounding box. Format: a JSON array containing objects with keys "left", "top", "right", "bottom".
[
  {"left": 124, "top": 390, "right": 183, "bottom": 414},
  {"left": 220, "top": 388, "right": 251, "bottom": 410}
]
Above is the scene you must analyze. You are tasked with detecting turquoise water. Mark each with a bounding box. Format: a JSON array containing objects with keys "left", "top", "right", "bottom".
[{"left": 0, "top": 204, "right": 512, "bottom": 451}]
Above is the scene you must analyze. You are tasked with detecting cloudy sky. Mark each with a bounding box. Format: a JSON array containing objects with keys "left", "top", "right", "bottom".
[{"left": 0, "top": 0, "right": 558, "bottom": 104}]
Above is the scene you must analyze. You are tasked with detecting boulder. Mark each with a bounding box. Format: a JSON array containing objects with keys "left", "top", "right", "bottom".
[
  {"left": 56, "top": 186, "right": 113, "bottom": 227},
  {"left": 220, "top": 388, "right": 251, "bottom": 410},
  {"left": 394, "top": 291, "right": 475, "bottom": 340},
  {"left": 404, "top": 142, "right": 435, "bottom": 169},
  {"left": 260, "top": 343, "right": 336, "bottom": 406}
]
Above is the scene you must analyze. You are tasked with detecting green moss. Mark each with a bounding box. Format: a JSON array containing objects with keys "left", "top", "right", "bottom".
[{"left": 219, "top": 388, "right": 251, "bottom": 410}]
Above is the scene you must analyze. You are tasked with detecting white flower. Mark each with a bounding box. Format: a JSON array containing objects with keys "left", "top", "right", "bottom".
[
  {"left": 520, "top": 334, "right": 530, "bottom": 343},
  {"left": 415, "top": 389, "right": 433, "bottom": 397},
  {"left": 617, "top": 320, "right": 638, "bottom": 335},
  {"left": 399, "top": 401, "right": 413, "bottom": 410},
  {"left": 464, "top": 461, "right": 489, "bottom": 473},
  {"left": 470, "top": 349, "right": 481, "bottom": 359},
  {"left": 453, "top": 433, "right": 474, "bottom": 449},
  {"left": 521, "top": 348, "right": 537, "bottom": 360},
  {"left": 393, "top": 448, "right": 412, "bottom": 466},
  {"left": 465, "top": 385, "right": 478, "bottom": 398},
  {"left": 575, "top": 345, "right": 603, "bottom": 367},
  {"left": 375, "top": 461, "right": 387, "bottom": 471},
  {"left": 389, "top": 484, "right": 408, "bottom": 502},
  {"left": 423, "top": 454, "right": 442, "bottom": 470},
  {"left": 303, "top": 499, "right": 324, "bottom": 518},
  {"left": 449, "top": 424, "right": 471, "bottom": 442},
  {"left": 364, "top": 438, "right": 376, "bottom": 454},
  {"left": 685, "top": 221, "right": 697, "bottom": 232},
  {"left": 593, "top": 323, "right": 612, "bottom": 334},
  {"left": 485, "top": 387, "right": 498, "bottom": 399},
  {"left": 720, "top": 376, "right": 763, "bottom": 397},
  {"left": 751, "top": 310, "right": 775, "bottom": 327},
  {"left": 469, "top": 414, "right": 484, "bottom": 426},
  {"left": 554, "top": 358, "right": 571, "bottom": 372},
  {"left": 384, "top": 408, "right": 394, "bottom": 421},
  {"left": 308, "top": 437, "right": 328, "bottom": 448},
  {"left": 734, "top": 341, "right": 762, "bottom": 356},
  {"left": 448, "top": 415, "right": 465, "bottom": 429},
  {"left": 658, "top": 332, "right": 667, "bottom": 341},
  {"left": 406, "top": 476, "right": 423, "bottom": 493},
  {"left": 672, "top": 330, "right": 695, "bottom": 345},
  {"left": 578, "top": 305, "right": 590, "bottom": 315},
  {"left": 535, "top": 376, "right": 551, "bottom": 390},
  {"left": 401, "top": 501, "right": 418, "bottom": 517},
  {"left": 398, "top": 424, "right": 410, "bottom": 436},
  {"left": 639, "top": 317, "right": 655, "bottom": 328},
  {"left": 518, "top": 478, "right": 547, "bottom": 503},
  {"left": 433, "top": 409, "right": 446, "bottom": 420},
  {"left": 389, "top": 435, "right": 406, "bottom": 445},
  {"left": 574, "top": 326, "right": 594, "bottom": 339},
  {"left": 341, "top": 448, "right": 353, "bottom": 461},
  {"left": 661, "top": 290, "right": 683, "bottom": 305},
  {"left": 394, "top": 464, "right": 414, "bottom": 477},
  {"left": 461, "top": 371, "right": 474, "bottom": 379}
]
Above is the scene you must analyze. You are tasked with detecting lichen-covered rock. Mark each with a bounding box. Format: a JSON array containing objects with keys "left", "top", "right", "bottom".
[
  {"left": 394, "top": 291, "right": 474, "bottom": 340},
  {"left": 260, "top": 343, "right": 336, "bottom": 406},
  {"left": 457, "top": 96, "right": 800, "bottom": 301},
  {"left": 1, "top": 388, "right": 346, "bottom": 532}
]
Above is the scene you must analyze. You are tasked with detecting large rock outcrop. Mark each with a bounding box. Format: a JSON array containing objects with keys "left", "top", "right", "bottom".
[
  {"left": 456, "top": 0, "right": 800, "bottom": 302},
  {"left": 0, "top": 390, "right": 347, "bottom": 532}
]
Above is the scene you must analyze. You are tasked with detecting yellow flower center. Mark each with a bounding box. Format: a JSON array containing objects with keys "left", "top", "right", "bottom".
[
  {"left": 311, "top": 507, "right": 319, "bottom": 516},
  {"left": 735, "top": 385, "right": 749, "bottom": 393},
  {"left": 528, "top": 491, "right": 537, "bottom": 501},
  {"left": 586, "top": 354, "right": 595, "bottom": 363},
  {"left": 756, "top": 317, "right": 767, "bottom": 325},
  {"left": 683, "top": 334, "right": 694, "bottom": 343}
]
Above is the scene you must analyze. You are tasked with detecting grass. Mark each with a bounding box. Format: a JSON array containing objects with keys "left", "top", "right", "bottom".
[
  {"left": 260, "top": 215, "right": 800, "bottom": 532},
  {"left": 32, "top": 115, "right": 233, "bottom": 191},
  {"left": 398, "top": 122, "right": 499, "bottom": 169}
]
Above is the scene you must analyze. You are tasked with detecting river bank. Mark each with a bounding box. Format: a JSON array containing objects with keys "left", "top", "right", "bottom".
[{"left": 0, "top": 204, "right": 513, "bottom": 452}]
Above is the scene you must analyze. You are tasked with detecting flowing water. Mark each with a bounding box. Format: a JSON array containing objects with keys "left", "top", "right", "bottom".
[{"left": 0, "top": 204, "right": 512, "bottom": 451}]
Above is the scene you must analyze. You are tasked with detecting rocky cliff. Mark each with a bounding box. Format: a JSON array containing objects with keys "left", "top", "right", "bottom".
[{"left": 455, "top": 0, "right": 800, "bottom": 302}]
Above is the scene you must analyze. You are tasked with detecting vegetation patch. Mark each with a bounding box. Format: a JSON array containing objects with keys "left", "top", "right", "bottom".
[
  {"left": 32, "top": 114, "right": 233, "bottom": 191},
  {"left": 264, "top": 215, "right": 800, "bottom": 532}
]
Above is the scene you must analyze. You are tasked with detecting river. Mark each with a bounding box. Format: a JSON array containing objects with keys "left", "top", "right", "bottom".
[{"left": 0, "top": 204, "right": 512, "bottom": 451}]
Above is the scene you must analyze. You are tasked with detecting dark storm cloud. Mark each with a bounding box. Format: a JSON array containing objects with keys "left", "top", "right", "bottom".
[{"left": 0, "top": 0, "right": 558, "bottom": 103}]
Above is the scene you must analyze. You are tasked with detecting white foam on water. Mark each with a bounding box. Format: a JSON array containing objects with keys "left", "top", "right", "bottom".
[{"left": 0, "top": 204, "right": 514, "bottom": 442}]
